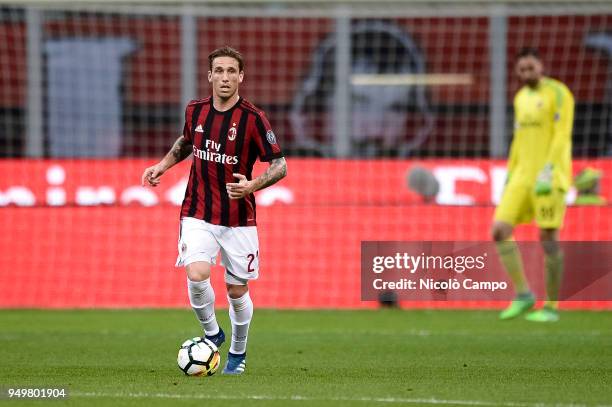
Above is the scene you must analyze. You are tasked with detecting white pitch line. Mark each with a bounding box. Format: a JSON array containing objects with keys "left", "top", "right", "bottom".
[{"left": 71, "top": 391, "right": 610, "bottom": 407}]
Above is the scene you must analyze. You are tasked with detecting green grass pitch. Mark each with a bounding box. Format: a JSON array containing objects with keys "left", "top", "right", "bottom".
[{"left": 1, "top": 309, "right": 611, "bottom": 406}]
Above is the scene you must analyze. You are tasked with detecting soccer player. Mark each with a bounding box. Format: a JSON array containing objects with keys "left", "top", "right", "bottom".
[
  {"left": 141, "top": 46, "right": 287, "bottom": 374},
  {"left": 492, "top": 47, "right": 574, "bottom": 322}
]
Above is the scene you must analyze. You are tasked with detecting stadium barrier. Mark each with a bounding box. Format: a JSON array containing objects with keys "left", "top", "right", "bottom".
[{"left": 1, "top": 158, "right": 611, "bottom": 309}]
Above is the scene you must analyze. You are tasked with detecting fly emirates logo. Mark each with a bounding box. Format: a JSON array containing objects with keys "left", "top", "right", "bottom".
[{"left": 193, "top": 140, "right": 238, "bottom": 165}]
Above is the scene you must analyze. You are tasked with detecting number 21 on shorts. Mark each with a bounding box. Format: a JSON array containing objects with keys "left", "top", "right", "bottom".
[{"left": 247, "top": 251, "right": 259, "bottom": 273}]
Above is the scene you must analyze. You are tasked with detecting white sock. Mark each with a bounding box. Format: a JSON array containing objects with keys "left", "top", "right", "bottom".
[
  {"left": 187, "top": 278, "right": 219, "bottom": 336},
  {"left": 228, "top": 291, "right": 253, "bottom": 355}
]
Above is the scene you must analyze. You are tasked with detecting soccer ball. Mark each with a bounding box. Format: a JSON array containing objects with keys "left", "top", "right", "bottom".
[{"left": 177, "top": 337, "right": 220, "bottom": 376}]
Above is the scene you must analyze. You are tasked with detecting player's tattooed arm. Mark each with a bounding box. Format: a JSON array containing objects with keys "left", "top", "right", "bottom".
[
  {"left": 170, "top": 136, "right": 193, "bottom": 163},
  {"left": 252, "top": 157, "right": 287, "bottom": 191},
  {"left": 226, "top": 157, "right": 287, "bottom": 199},
  {"left": 141, "top": 135, "right": 193, "bottom": 187}
]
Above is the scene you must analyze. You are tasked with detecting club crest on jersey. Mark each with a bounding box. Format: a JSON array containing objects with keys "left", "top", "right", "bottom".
[
  {"left": 181, "top": 243, "right": 187, "bottom": 253},
  {"left": 228, "top": 122, "right": 237, "bottom": 141},
  {"left": 266, "top": 130, "right": 276, "bottom": 145}
]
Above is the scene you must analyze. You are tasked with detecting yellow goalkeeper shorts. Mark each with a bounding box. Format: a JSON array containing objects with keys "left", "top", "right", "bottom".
[{"left": 494, "top": 182, "right": 567, "bottom": 229}]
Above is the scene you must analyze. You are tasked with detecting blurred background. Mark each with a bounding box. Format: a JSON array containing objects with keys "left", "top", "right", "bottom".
[{"left": 0, "top": 0, "right": 611, "bottom": 309}]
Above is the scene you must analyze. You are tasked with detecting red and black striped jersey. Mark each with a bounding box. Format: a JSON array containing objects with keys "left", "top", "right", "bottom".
[{"left": 180, "top": 97, "right": 283, "bottom": 227}]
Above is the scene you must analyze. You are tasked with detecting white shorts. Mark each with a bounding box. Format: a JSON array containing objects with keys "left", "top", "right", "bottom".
[{"left": 176, "top": 217, "right": 260, "bottom": 285}]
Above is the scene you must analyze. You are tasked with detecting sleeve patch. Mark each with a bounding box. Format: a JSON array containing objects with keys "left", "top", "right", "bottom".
[{"left": 266, "top": 130, "right": 277, "bottom": 145}]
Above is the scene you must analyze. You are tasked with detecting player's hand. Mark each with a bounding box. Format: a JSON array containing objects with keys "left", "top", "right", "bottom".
[
  {"left": 534, "top": 163, "right": 553, "bottom": 195},
  {"left": 141, "top": 164, "right": 165, "bottom": 187},
  {"left": 226, "top": 173, "right": 253, "bottom": 199}
]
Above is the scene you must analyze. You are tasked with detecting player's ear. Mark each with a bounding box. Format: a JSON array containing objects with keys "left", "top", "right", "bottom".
[
  {"left": 238, "top": 71, "right": 244, "bottom": 83},
  {"left": 208, "top": 71, "right": 212, "bottom": 83}
]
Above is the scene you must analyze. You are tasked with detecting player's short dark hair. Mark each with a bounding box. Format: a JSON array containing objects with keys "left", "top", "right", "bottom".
[
  {"left": 516, "top": 47, "right": 540, "bottom": 61},
  {"left": 208, "top": 46, "right": 244, "bottom": 72}
]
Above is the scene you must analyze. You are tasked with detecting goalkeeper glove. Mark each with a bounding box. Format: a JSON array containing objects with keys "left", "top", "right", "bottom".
[{"left": 535, "top": 163, "right": 553, "bottom": 195}]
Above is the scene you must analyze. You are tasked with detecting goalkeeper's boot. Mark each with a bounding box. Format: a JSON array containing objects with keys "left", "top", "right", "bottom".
[
  {"left": 499, "top": 292, "right": 535, "bottom": 320},
  {"left": 222, "top": 352, "right": 246, "bottom": 375},
  {"left": 525, "top": 307, "right": 559, "bottom": 322},
  {"left": 205, "top": 327, "right": 225, "bottom": 349}
]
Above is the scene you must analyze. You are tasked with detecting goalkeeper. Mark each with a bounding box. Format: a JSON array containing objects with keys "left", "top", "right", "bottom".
[{"left": 492, "top": 48, "right": 574, "bottom": 322}]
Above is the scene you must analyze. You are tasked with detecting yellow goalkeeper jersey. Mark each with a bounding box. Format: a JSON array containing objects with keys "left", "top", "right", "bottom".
[{"left": 508, "top": 76, "right": 574, "bottom": 192}]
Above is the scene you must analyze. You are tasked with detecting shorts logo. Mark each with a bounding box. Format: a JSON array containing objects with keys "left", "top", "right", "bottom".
[
  {"left": 266, "top": 130, "right": 276, "bottom": 145},
  {"left": 181, "top": 243, "right": 187, "bottom": 253},
  {"left": 228, "top": 122, "right": 237, "bottom": 141}
]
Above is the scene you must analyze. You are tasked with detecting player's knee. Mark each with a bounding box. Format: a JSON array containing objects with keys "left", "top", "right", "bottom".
[
  {"left": 540, "top": 229, "right": 560, "bottom": 255},
  {"left": 491, "top": 222, "right": 513, "bottom": 242},
  {"left": 541, "top": 240, "right": 559, "bottom": 256},
  {"left": 226, "top": 283, "right": 248, "bottom": 299},
  {"left": 185, "top": 262, "right": 212, "bottom": 282}
]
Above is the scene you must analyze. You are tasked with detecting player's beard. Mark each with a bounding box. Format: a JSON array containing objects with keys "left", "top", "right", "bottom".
[
  {"left": 525, "top": 78, "right": 540, "bottom": 88},
  {"left": 216, "top": 84, "right": 238, "bottom": 101}
]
